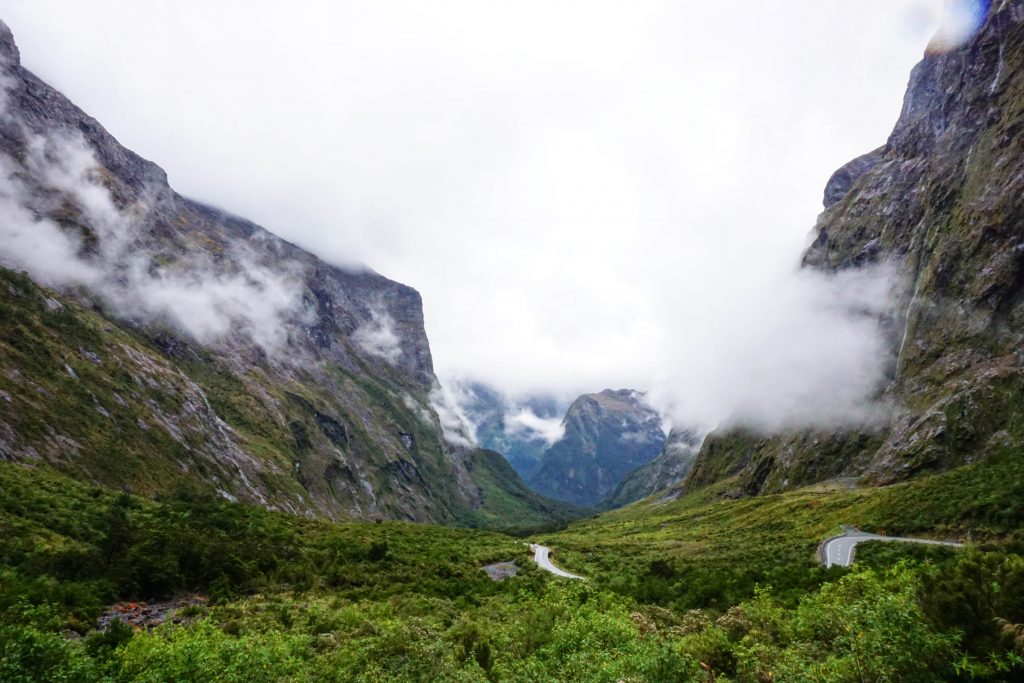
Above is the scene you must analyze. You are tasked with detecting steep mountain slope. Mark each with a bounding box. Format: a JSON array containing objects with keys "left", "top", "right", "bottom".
[
  {"left": 0, "top": 20, "right": 560, "bottom": 527},
  {"left": 460, "top": 449, "right": 585, "bottom": 530},
  {"left": 675, "top": 2, "right": 1024, "bottom": 498},
  {"left": 527, "top": 389, "right": 666, "bottom": 506},
  {"left": 606, "top": 428, "right": 702, "bottom": 507}
]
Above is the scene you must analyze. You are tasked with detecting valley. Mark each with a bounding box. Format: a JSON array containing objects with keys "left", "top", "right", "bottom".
[{"left": 2, "top": 2, "right": 1024, "bottom": 682}]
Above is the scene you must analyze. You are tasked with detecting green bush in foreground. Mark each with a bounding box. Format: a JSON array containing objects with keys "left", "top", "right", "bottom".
[
  {"left": 4, "top": 462, "right": 1024, "bottom": 681},
  {"left": 6, "top": 561, "right": 1024, "bottom": 682},
  {"left": 684, "top": 566, "right": 958, "bottom": 682},
  {"left": 116, "top": 622, "right": 312, "bottom": 683}
]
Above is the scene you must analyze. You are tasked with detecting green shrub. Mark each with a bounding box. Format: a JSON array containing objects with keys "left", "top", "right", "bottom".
[
  {"left": 116, "top": 621, "right": 311, "bottom": 682},
  {"left": 0, "top": 623, "right": 101, "bottom": 683}
]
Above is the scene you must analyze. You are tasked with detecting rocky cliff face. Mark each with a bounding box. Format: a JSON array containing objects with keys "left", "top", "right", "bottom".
[
  {"left": 0, "top": 20, "right": 554, "bottom": 526},
  {"left": 527, "top": 389, "right": 666, "bottom": 506},
  {"left": 679, "top": 1, "right": 1024, "bottom": 498}
]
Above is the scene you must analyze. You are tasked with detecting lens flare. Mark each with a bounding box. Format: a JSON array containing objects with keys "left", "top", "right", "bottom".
[{"left": 928, "top": 0, "right": 991, "bottom": 52}]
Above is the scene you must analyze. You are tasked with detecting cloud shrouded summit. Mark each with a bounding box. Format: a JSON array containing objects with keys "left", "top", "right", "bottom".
[
  {"left": 0, "top": 124, "right": 308, "bottom": 355},
  {"left": 0, "top": 0, "right": 958, "bottom": 431}
]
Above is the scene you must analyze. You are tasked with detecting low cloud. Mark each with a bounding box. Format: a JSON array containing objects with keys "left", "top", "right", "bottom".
[
  {"left": 439, "top": 255, "right": 902, "bottom": 440},
  {"left": 620, "top": 429, "right": 663, "bottom": 445},
  {"left": 2, "top": 3, "right": 943, "bottom": 440},
  {"left": 928, "top": 0, "right": 990, "bottom": 52},
  {"left": 351, "top": 309, "right": 402, "bottom": 363},
  {"left": 402, "top": 393, "right": 436, "bottom": 425},
  {"left": 0, "top": 126, "right": 307, "bottom": 354},
  {"left": 647, "top": 261, "right": 901, "bottom": 435},
  {"left": 503, "top": 408, "right": 565, "bottom": 445},
  {"left": 428, "top": 382, "right": 477, "bottom": 448}
]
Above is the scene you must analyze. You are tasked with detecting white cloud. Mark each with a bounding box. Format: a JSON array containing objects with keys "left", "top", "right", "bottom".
[
  {"left": 429, "top": 382, "right": 477, "bottom": 448},
  {"left": 0, "top": 162, "right": 98, "bottom": 287},
  {"left": 929, "top": 0, "right": 989, "bottom": 51},
  {"left": 0, "top": 128, "right": 307, "bottom": 354},
  {"left": 647, "top": 262, "right": 901, "bottom": 434},
  {"left": 620, "top": 430, "right": 663, "bottom": 445},
  {"left": 503, "top": 408, "right": 565, "bottom": 445},
  {"left": 0, "top": 1, "right": 952, "bottom": 432},
  {"left": 351, "top": 309, "right": 402, "bottom": 363},
  {"left": 402, "top": 393, "right": 435, "bottom": 425}
]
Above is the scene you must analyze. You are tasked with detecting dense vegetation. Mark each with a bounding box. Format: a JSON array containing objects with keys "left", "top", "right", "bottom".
[
  {"left": 542, "top": 440, "right": 1024, "bottom": 610},
  {"left": 3, "top": 456, "right": 1024, "bottom": 681}
]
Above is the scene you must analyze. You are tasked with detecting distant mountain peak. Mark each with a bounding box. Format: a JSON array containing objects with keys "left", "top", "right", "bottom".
[{"left": 527, "top": 388, "right": 666, "bottom": 506}]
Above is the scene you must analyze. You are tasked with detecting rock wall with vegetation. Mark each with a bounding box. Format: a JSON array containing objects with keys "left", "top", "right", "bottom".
[
  {"left": 680, "top": 3, "right": 1024, "bottom": 498},
  {"left": 0, "top": 21, "right": 565, "bottom": 528},
  {"left": 527, "top": 389, "right": 666, "bottom": 506},
  {"left": 607, "top": 427, "right": 703, "bottom": 506}
]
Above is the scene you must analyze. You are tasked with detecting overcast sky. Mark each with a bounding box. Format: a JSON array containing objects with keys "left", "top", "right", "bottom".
[{"left": 0, "top": 1, "right": 953, "bottom": 429}]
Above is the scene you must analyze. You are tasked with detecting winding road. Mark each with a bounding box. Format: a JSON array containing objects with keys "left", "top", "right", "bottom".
[
  {"left": 526, "top": 531, "right": 961, "bottom": 579},
  {"left": 821, "top": 531, "right": 964, "bottom": 568},
  {"left": 529, "top": 544, "right": 584, "bottom": 579}
]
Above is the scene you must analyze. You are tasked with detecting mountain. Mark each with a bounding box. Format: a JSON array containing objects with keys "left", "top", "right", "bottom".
[
  {"left": 448, "top": 381, "right": 566, "bottom": 479},
  {"left": 460, "top": 448, "right": 585, "bottom": 530},
  {"left": 672, "top": 2, "right": 1024, "bottom": 499},
  {"left": 6, "top": 9, "right": 1024, "bottom": 682},
  {"left": 526, "top": 389, "right": 666, "bottom": 506},
  {"left": 605, "top": 427, "right": 703, "bottom": 506},
  {"left": 0, "top": 20, "right": 566, "bottom": 528}
]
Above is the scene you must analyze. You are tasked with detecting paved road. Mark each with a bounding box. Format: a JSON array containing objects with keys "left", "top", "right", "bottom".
[
  {"left": 529, "top": 544, "right": 584, "bottom": 579},
  {"left": 822, "top": 532, "right": 964, "bottom": 568}
]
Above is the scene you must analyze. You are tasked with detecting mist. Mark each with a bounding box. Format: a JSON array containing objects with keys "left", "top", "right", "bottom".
[
  {"left": 504, "top": 409, "right": 566, "bottom": 446},
  {"left": 0, "top": 121, "right": 308, "bottom": 354},
  {"left": 647, "top": 262, "right": 902, "bottom": 434},
  {"left": 0, "top": 1, "right": 962, "bottom": 435},
  {"left": 429, "top": 382, "right": 478, "bottom": 448},
  {"left": 352, "top": 309, "right": 403, "bottom": 363}
]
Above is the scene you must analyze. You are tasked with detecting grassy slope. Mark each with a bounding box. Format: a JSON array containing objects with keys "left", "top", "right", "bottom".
[
  {"left": 0, "top": 269, "right": 203, "bottom": 494},
  {"left": 539, "top": 444, "right": 1024, "bottom": 609},
  {"left": 0, "top": 460, "right": 703, "bottom": 681}
]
